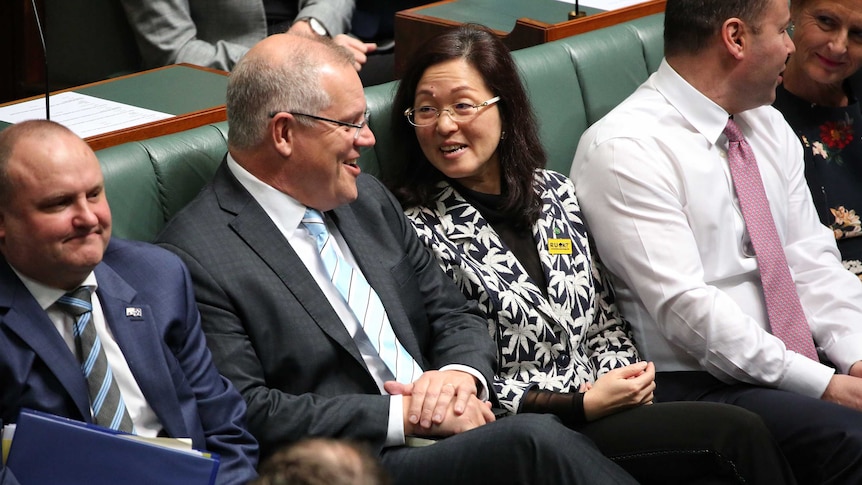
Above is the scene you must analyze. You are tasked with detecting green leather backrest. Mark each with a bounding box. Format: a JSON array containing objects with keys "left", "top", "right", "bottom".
[
  {"left": 98, "top": 123, "right": 228, "bottom": 242},
  {"left": 97, "top": 14, "right": 665, "bottom": 243},
  {"left": 99, "top": 141, "right": 162, "bottom": 242},
  {"left": 513, "top": 39, "right": 587, "bottom": 176},
  {"left": 361, "top": 81, "right": 399, "bottom": 177}
]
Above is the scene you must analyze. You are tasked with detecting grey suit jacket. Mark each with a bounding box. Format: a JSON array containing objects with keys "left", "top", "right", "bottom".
[
  {"left": 156, "top": 161, "right": 496, "bottom": 457},
  {"left": 120, "top": 0, "right": 355, "bottom": 70}
]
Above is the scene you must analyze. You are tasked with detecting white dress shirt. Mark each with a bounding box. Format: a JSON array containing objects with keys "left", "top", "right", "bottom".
[
  {"left": 15, "top": 270, "right": 163, "bottom": 437},
  {"left": 571, "top": 59, "right": 862, "bottom": 399},
  {"left": 226, "top": 155, "right": 487, "bottom": 446}
]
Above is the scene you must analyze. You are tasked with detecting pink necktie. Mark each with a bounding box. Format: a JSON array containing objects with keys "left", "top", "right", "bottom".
[{"left": 724, "top": 117, "right": 818, "bottom": 361}]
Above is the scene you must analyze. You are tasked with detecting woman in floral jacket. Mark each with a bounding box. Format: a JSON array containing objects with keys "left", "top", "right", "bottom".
[
  {"left": 774, "top": 0, "right": 862, "bottom": 280},
  {"left": 383, "top": 24, "right": 795, "bottom": 485}
]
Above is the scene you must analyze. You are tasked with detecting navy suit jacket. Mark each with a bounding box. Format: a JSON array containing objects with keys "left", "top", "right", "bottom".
[
  {"left": 0, "top": 239, "right": 258, "bottom": 484},
  {"left": 156, "top": 162, "right": 497, "bottom": 458}
]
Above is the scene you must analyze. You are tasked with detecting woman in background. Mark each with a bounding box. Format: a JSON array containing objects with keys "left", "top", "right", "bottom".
[
  {"left": 383, "top": 24, "right": 795, "bottom": 484},
  {"left": 774, "top": 0, "right": 862, "bottom": 279}
]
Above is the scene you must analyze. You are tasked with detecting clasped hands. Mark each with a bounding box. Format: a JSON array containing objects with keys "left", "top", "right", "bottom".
[
  {"left": 385, "top": 370, "right": 495, "bottom": 438},
  {"left": 582, "top": 361, "right": 656, "bottom": 421}
]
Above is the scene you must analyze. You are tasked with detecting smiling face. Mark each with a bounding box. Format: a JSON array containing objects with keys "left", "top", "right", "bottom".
[
  {"left": 285, "top": 62, "right": 375, "bottom": 212},
  {"left": 0, "top": 130, "right": 111, "bottom": 290},
  {"left": 789, "top": 0, "right": 862, "bottom": 90},
  {"left": 412, "top": 59, "right": 503, "bottom": 194}
]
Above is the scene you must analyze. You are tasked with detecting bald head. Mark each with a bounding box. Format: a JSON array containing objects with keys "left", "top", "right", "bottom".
[
  {"left": 226, "top": 33, "right": 356, "bottom": 150},
  {"left": 0, "top": 120, "right": 82, "bottom": 206}
]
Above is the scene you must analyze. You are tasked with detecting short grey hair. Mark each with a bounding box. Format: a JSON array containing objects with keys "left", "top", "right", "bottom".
[{"left": 226, "top": 34, "right": 355, "bottom": 150}]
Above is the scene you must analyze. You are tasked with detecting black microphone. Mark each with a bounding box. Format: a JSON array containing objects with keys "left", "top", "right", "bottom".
[{"left": 30, "top": 0, "right": 49, "bottom": 120}]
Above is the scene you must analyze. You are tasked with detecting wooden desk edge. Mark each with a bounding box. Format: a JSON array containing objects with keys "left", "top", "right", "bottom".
[
  {"left": 510, "top": 0, "right": 666, "bottom": 48},
  {"left": 0, "top": 63, "right": 229, "bottom": 151},
  {"left": 395, "top": 0, "right": 666, "bottom": 72},
  {"left": 87, "top": 105, "right": 227, "bottom": 151}
]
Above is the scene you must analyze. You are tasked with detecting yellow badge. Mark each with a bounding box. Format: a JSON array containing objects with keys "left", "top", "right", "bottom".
[{"left": 548, "top": 238, "right": 572, "bottom": 255}]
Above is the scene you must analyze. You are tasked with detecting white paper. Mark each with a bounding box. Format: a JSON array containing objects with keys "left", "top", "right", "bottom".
[
  {"left": 557, "top": 0, "right": 651, "bottom": 11},
  {"left": 0, "top": 92, "right": 174, "bottom": 139}
]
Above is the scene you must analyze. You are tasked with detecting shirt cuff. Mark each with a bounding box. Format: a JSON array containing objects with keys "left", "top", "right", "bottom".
[
  {"left": 778, "top": 352, "right": 835, "bottom": 398},
  {"left": 385, "top": 394, "right": 406, "bottom": 447},
  {"left": 439, "top": 364, "right": 490, "bottom": 401},
  {"left": 824, "top": 332, "right": 862, "bottom": 375}
]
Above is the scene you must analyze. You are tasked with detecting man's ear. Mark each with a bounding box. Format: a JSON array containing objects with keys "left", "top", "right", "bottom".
[
  {"left": 722, "top": 18, "right": 747, "bottom": 60},
  {"left": 270, "top": 112, "right": 295, "bottom": 158}
]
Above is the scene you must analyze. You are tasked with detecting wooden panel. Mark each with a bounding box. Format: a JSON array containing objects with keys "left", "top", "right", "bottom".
[
  {"left": 0, "top": 0, "right": 46, "bottom": 103},
  {"left": 395, "top": 0, "right": 665, "bottom": 76}
]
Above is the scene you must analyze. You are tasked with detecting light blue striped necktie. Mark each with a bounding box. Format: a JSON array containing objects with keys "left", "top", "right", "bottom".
[
  {"left": 302, "top": 208, "right": 423, "bottom": 384},
  {"left": 56, "top": 287, "right": 135, "bottom": 432}
]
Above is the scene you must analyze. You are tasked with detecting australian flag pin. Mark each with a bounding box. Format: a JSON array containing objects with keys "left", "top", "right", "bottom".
[{"left": 125, "top": 307, "right": 144, "bottom": 320}]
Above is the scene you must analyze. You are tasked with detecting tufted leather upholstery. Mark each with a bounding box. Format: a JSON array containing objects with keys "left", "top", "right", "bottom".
[{"left": 97, "top": 13, "right": 665, "bottom": 242}]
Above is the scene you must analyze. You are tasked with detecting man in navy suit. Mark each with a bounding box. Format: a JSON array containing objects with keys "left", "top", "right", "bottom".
[
  {"left": 157, "top": 32, "right": 638, "bottom": 484},
  {"left": 0, "top": 120, "right": 258, "bottom": 485}
]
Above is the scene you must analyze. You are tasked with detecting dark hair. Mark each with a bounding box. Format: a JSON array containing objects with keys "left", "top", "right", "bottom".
[
  {"left": 250, "top": 438, "right": 389, "bottom": 485},
  {"left": 664, "top": 0, "right": 772, "bottom": 57},
  {"left": 385, "top": 24, "right": 545, "bottom": 229}
]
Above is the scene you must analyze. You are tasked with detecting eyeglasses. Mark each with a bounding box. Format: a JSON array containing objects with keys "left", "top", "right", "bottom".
[
  {"left": 269, "top": 110, "right": 371, "bottom": 140},
  {"left": 404, "top": 96, "right": 501, "bottom": 127}
]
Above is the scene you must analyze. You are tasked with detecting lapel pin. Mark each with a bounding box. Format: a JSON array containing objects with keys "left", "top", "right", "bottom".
[{"left": 125, "top": 307, "right": 144, "bottom": 320}]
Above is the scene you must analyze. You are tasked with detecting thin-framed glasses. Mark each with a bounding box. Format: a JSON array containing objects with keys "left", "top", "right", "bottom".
[
  {"left": 404, "top": 96, "right": 501, "bottom": 127},
  {"left": 269, "top": 110, "right": 370, "bottom": 139}
]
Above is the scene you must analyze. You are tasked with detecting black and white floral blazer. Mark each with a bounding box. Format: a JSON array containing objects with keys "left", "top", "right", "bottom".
[{"left": 405, "top": 169, "right": 638, "bottom": 414}]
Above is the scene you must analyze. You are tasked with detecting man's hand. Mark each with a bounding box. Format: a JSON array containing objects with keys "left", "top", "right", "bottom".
[
  {"left": 583, "top": 361, "right": 655, "bottom": 421},
  {"left": 286, "top": 22, "right": 376, "bottom": 71},
  {"left": 332, "top": 35, "right": 377, "bottom": 71},
  {"left": 401, "top": 393, "right": 495, "bottom": 438},
  {"left": 385, "top": 370, "right": 478, "bottom": 430},
  {"left": 822, "top": 373, "right": 862, "bottom": 411}
]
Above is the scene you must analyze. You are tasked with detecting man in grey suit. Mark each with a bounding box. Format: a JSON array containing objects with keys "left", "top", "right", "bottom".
[
  {"left": 156, "top": 32, "right": 638, "bottom": 484},
  {"left": 120, "top": 0, "right": 375, "bottom": 71}
]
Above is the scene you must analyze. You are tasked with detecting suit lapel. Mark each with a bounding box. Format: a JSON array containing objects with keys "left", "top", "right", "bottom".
[
  {"left": 0, "top": 263, "right": 92, "bottom": 420},
  {"left": 212, "top": 164, "right": 368, "bottom": 370},
  {"left": 533, "top": 175, "right": 588, "bottom": 315},
  {"left": 435, "top": 183, "right": 559, "bottom": 322},
  {"left": 93, "top": 262, "right": 189, "bottom": 437}
]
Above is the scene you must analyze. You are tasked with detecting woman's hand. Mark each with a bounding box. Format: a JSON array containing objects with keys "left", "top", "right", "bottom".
[{"left": 582, "top": 361, "right": 655, "bottom": 421}]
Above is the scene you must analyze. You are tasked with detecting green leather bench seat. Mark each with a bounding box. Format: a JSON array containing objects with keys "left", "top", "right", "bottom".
[{"left": 97, "top": 13, "right": 665, "bottom": 242}]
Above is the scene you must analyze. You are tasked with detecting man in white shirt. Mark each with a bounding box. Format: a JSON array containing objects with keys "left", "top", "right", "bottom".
[
  {"left": 572, "top": 0, "right": 862, "bottom": 482},
  {"left": 157, "top": 31, "right": 639, "bottom": 484}
]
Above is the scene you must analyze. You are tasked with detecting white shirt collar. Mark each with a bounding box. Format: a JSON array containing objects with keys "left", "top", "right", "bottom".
[
  {"left": 226, "top": 153, "right": 307, "bottom": 234},
  {"left": 654, "top": 59, "right": 735, "bottom": 147},
  {"left": 12, "top": 267, "right": 98, "bottom": 311}
]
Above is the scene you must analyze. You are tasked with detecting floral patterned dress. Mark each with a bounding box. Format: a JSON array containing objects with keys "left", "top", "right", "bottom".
[
  {"left": 404, "top": 170, "right": 638, "bottom": 414},
  {"left": 774, "top": 72, "right": 862, "bottom": 280}
]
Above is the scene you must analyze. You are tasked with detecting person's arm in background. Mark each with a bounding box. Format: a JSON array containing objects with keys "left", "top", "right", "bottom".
[
  {"left": 120, "top": 0, "right": 264, "bottom": 71},
  {"left": 293, "top": 0, "right": 376, "bottom": 70}
]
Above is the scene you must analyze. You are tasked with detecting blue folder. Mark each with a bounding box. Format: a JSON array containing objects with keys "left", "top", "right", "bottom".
[{"left": 6, "top": 409, "right": 219, "bottom": 485}]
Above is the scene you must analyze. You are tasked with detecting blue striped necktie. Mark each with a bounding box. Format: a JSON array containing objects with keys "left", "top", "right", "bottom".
[
  {"left": 302, "top": 208, "right": 423, "bottom": 384},
  {"left": 56, "top": 287, "right": 135, "bottom": 432}
]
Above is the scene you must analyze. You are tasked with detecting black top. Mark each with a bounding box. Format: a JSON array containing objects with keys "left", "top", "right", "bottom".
[
  {"left": 773, "top": 71, "right": 862, "bottom": 279},
  {"left": 452, "top": 181, "right": 549, "bottom": 297}
]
